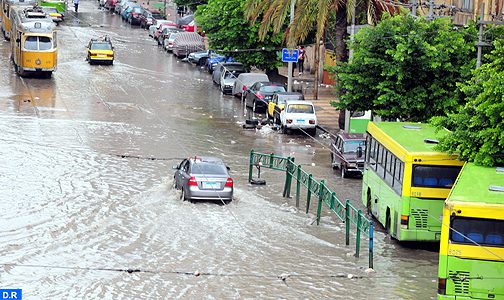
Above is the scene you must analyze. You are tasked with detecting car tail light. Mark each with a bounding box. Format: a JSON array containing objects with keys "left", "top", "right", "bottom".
[
  {"left": 286, "top": 119, "right": 293, "bottom": 124},
  {"left": 168, "top": 42, "right": 173, "bottom": 45},
  {"left": 132, "top": 13, "right": 138, "bottom": 17},
  {"left": 107, "top": 54, "right": 114, "bottom": 57},
  {"left": 255, "top": 92, "right": 264, "bottom": 99},
  {"left": 188, "top": 176, "right": 198, "bottom": 186},
  {"left": 437, "top": 278, "right": 446, "bottom": 295},
  {"left": 309, "top": 119, "right": 315, "bottom": 124},
  {"left": 225, "top": 177, "right": 233, "bottom": 187}
]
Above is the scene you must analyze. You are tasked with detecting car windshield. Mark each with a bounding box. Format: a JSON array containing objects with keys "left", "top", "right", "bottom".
[
  {"left": 287, "top": 104, "right": 314, "bottom": 114},
  {"left": 152, "top": 13, "right": 162, "bottom": 19},
  {"left": 91, "top": 42, "right": 112, "bottom": 50},
  {"left": 191, "top": 162, "right": 227, "bottom": 175},
  {"left": 224, "top": 71, "right": 242, "bottom": 79},
  {"left": 343, "top": 140, "right": 366, "bottom": 153},
  {"left": 132, "top": 7, "right": 142, "bottom": 13},
  {"left": 45, "top": 7, "right": 57, "bottom": 13},
  {"left": 260, "top": 85, "right": 286, "bottom": 93}
]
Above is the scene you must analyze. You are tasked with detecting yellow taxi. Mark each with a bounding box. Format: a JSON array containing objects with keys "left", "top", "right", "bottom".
[
  {"left": 267, "top": 92, "right": 305, "bottom": 124},
  {"left": 86, "top": 36, "right": 114, "bottom": 65},
  {"left": 41, "top": 7, "right": 63, "bottom": 24}
]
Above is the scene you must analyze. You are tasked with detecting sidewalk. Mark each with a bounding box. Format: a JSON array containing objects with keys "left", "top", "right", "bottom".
[{"left": 277, "top": 66, "right": 341, "bottom": 134}]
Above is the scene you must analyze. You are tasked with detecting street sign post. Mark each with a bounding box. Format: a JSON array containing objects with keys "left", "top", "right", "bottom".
[{"left": 282, "top": 48, "right": 299, "bottom": 62}]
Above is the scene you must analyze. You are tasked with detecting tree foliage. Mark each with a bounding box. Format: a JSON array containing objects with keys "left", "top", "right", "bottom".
[
  {"left": 332, "top": 15, "right": 477, "bottom": 121},
  {"left": 432, "top": 38, "right": 504, "bottom": 167},
  {"left": 195, "top": 0, "right": 283, "bottom": 71}
]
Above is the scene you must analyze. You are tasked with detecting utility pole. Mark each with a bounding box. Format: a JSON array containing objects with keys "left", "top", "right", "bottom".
[
  {"left": 476, "top": 3, "right": 485, "bottom": 68},
  {"left": 427, "top": 0, "right": 435, "bottom": 20},
  {"left": 344, "top": 0, "right": 357, "bottom": 131},
  {"left": 411, "top": 0, "right": 417, "bottom": 17},
  {"left": 287, "top": 0, "right": 296, "bottom": 92}
]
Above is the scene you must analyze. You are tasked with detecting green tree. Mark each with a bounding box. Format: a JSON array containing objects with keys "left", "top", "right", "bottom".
[
  {"left": 432, "top": 38, "right": 504, "bottom": 167},
  {"left": 195, "top": 0, "right": 283, "bottom": 72},
  {"left": 332, "top": 15, "right": 477, "bottom": 122}
]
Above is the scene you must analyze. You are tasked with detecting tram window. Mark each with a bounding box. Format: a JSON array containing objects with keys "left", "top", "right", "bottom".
[
  {"left": 24, "top": 36, "right": 38, "bottom": 50},
  {"left": 53, "top": 32, "right": 57, "bottom": 48},
  {"left": 39, "top": 36, "right": 52, "bottom": 50}
]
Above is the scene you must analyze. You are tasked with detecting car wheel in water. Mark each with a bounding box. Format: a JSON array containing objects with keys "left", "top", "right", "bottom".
[{"left": 282, "top": 125, "right": 288, "bottom": 134}]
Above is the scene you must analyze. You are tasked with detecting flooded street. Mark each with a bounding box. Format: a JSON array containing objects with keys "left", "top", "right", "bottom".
[{"left": 0, "top": 2, "right": 438, "bottom": 299}]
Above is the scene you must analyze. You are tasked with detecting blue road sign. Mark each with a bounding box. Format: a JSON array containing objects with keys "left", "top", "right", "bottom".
[
  {"left": 282, "top": 48, "right": 298, "bottom": 62},
  {"left": 0, "top": 289, "right": 22, "bottom": 300}
]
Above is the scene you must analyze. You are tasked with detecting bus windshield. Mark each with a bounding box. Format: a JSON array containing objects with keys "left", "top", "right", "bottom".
[
  {"left": 450, "top": 217, "right": 504, "bottom": 248},
  {"left": 24, "top": 36, "right": 52, "bottom": 50},
  {"left": 411, "top": 165, "right": 462, "bottom": 189}
]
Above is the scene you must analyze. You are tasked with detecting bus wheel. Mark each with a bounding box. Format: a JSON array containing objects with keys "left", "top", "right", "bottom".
[{"left": 366, "top": 189, "right": 372, "bottom": 215}]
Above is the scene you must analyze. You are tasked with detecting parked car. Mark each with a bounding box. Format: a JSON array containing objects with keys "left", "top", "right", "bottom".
[
  {"left": 149, "top": 20, "right": 173, "bottom": 38},
  {"left": 280, "top": 100, "right": 317, "bottom": 136},
  {"left": 154, "top": 22, "right": 177, "bottom": 40},
  {"left": 212, "top": 62, "right": 245, "bottom": 85},
  {"left": 164, "top": 32, "right": 179, "bottom": 52},
  {"left": 220, "top": 69, "right": 245, "bottom": 95},
  {"left": 232, "top": 73, "right": 269, "bottom": 98},
  {"left": 173, "top": 156, "right": 233, "bottom": 203},
  {"left": 117, "top": 1, "right": 134, "bottom": 16},
  {"left": 245, "top": 82, "right": 286, "bottom": 113},
  {"left": 139, "top": 9, "right": 162, "bottom": 28},
  {"left": 158, "top": 26, "right": 182, "bottom": 46},
  {"left": 268, "top": 92, "right": 304, "bottom": 124},
  {"left": 172, "top": 32, "right": 205, "bottom": 58},
  {"left": 127, "top": 6, "right": 143, "bottom": 25},
  {"left": 176, "top": 14, "right": 194, "bottom": 27},
  {"left": 188, "top": 50, "right": 214, "bottom": 66},
  {"left": 114, "top": 0, "right": 127, "bottom": 14},
  {"left": 330, "top": 132, "right": 366, "bottom": 178},
  {"left": 206, "top": 53, "right": 227, "bottom": 73}
]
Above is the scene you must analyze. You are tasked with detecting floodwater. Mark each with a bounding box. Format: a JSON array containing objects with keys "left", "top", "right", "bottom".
[{"left": 0, "top": 2, "right": 438, "bottom": 299}]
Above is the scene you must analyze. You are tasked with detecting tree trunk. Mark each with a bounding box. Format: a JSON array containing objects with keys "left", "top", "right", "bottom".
[
  {"left": 335, "top": 5, "right": 349, "bottom": 62},
  {"left": 313, "top": 40, "right": 320, "bottom": 100}
]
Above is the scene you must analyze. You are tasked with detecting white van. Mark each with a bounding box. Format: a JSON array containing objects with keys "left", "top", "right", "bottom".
[{"left": 232, "top": 73, "right": 269, "bottom": 98}]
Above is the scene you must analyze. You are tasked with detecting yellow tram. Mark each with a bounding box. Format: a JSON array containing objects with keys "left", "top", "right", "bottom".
[
  {"left": 10, "top": 6, "right": 57, "bottom": 77},
  {"left": 1, "top": 0, "right": 37, "bottom": 40}
]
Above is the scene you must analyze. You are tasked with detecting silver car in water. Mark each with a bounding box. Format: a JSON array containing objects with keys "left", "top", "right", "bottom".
[{"left": 173, "top": 156, "right": 233, "bottom": 203}]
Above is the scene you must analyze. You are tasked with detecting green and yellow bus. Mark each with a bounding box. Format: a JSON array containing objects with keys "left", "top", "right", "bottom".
[
  {"left": 362, "top": 122, "right": 464, "bottom": 241},
  {"left": 437, "top": 163, "right": 504, "bottom": 299}
]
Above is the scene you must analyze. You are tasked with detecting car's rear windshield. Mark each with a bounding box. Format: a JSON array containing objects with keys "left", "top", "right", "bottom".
[
  {"left": 132, "top": 7, "right": 142, "bottom": 13},
  {"left": 343, "top": 140, "right": 366, "bottom": 153},
  {"left": 224, "top": 71, "right": 242, "bottom": 79},
  {"left": 91, "top": 43, "right": 112, "bottom": 50},
  {"left": 151, "top": 13, "right": 162, "bottom": 19},
  {"left": 260, "top": 85, "right": 285, "bottom": 93},
  {"left": 287, "top": 104, "right": 314, "bottom": 114},
  {"left": 191, "top": 162, "right": 227, "bottom": 175}
]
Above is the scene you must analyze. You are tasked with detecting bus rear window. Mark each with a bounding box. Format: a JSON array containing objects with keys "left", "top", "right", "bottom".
[
  {"left": 411, "top": 165, "right": 461, "bottom": 189},
  {"left": 450, "top": 217, "right": 504, "bottom": 248}
]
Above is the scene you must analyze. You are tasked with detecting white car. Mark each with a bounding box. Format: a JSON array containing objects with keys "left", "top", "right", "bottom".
[
  {"left": 220, "top": 70, "right": 243, "bottom": 95},
  {"left": 280, "top": 100, "right": 317, "bottom": 136}
]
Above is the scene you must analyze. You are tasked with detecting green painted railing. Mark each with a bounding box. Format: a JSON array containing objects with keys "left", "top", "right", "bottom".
[{"left": 248, "top": 150, "right": 374, "bottom": 269}]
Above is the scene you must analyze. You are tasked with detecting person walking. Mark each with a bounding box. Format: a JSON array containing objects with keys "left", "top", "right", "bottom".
[
  {"left": 74, "top": 0, "right": 79, "bottom": 13},
  {"left": 297, "top": 46, "right": 305, "bottom": 75}
]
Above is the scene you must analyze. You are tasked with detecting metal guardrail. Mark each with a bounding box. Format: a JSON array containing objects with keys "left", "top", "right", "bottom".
[{"left": 248, "top": 150, "right": 374, "bottom": 269}]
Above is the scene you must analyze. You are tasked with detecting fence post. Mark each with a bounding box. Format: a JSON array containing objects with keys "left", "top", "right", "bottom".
[
  {"left": 345, "top": 199, "right": 350, "bottom": 246},
  {"left": 269, "top": 153, "right": 274, "bottom": 169},
  {"left": 316, "top": 180, "right": 324, "bottom": 225},
  {"left": 369, "top": 221, "right": 374, "bottom": 269},
  {"left": 283, "top": 157, "right": 294, "bottom": 198},
  {"left": 330, "top": 192, "right": 335, "bottom": 209},
  {"left": 355, "top": 210, "right": 362, "bottom": 257},
  {"left": 295, "top": 165, "right": 301, "bottom": 208},
  {"left": 248, "top": 150, "right": 254, "bottom": 182},
  {"left": 306, "top": 174, "right": 312, "bottom": 213}
]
